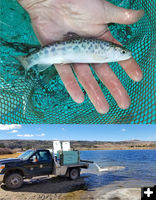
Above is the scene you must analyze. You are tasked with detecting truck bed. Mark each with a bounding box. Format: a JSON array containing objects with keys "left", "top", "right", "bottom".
[{"left": 55, "top": 162, "right": 89, "bottom": 176}]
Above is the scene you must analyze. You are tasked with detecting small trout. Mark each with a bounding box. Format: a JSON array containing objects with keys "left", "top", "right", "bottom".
[{"left": 17, "top": 38, "right": 132, "bottom": 72}]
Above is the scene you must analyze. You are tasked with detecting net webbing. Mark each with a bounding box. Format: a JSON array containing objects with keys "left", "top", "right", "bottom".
[{"left": 0, "top": 0, "right": 155, "bottom": 124}]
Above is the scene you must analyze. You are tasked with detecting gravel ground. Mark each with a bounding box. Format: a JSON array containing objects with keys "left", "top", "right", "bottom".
[
  {"left": 0, "top": 176, "right": 142, "bottom": 200},
  {"left": 0, "top": 176, "right": 87, "bottom": 200}
]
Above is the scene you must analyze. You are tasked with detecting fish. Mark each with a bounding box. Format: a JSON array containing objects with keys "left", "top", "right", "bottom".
[{"left": 17, "top": 37, "right": 132, "bottom": 72}]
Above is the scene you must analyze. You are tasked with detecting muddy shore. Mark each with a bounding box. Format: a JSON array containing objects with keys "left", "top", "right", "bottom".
[{"left": 0, "top": 175, "right": 143, "bottom": 200}]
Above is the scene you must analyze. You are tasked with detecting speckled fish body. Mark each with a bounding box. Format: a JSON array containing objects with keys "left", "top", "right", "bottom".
[{"left": 18, "top": 38, "right": 132, "bottom": 72}]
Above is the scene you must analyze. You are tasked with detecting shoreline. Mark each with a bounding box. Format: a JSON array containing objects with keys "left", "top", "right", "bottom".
[
  {"left": 1, "top": 139, "right": 156, "bottom": 152},
  {"left": 0, "top": 148, "right": 156, "bottom": 160},
  {"left": 62, "top": 178, "right": 155, "bottom": 200},
  {"left": 75, "top": 147, "right": 156, "bottom": 150},
  {"left": 1, "top": 177, "right": 153, "bottom": 200}
]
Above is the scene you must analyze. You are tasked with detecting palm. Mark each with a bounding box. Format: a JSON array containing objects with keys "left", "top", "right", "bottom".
[{"left": 19, "top": 0, "right": 144, "bottom": 113}]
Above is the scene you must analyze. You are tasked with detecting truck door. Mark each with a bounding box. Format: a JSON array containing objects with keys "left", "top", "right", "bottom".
[{"left": 28, "top": 150, "right": 53, "bottom": 176}]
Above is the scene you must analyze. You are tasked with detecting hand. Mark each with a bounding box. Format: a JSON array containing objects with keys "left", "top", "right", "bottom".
[{"left": 18, "top": 0, "right": 144, "bottom": 114}]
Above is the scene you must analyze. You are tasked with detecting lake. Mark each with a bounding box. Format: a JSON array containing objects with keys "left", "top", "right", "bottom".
[{"left": 80, "top": 149, "right": 156, "bottom": 189}]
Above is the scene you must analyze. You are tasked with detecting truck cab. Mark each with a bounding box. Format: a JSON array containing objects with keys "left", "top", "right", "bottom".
[{"left": 0, "top": 148, "right": 89, "bottom": 189}]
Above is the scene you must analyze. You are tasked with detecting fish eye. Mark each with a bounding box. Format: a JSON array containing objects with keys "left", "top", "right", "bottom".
[{"left": 121, "top": 50, "right": 126, "bottom": 54}]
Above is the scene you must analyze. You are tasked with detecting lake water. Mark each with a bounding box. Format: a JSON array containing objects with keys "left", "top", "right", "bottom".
[{"left": 80, "top": 149, "right": 156, "bottom": 189}]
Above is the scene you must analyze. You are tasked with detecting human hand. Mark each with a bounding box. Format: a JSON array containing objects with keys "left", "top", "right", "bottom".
[{"left": 18, "top": 0, "right": 144, "bottom": 114}]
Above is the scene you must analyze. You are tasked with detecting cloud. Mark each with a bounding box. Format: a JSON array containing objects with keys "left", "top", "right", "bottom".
[
  {"left": 11, "top": 130, "right": 18, "bottom": 133},
  {"left": 24, "top": 134, "right": 34, "bottom": 137},
  {"left": 121, "top": 128, "right": 126, "bottom": 132},
  {"left": 0, "top": 124, "right": 22, "bottom": 131},
  {"left": 17, "top": 133, "right": 46, "bottom": 137},
  {"left": 147, "top": 134, "right": 156, "bottom": 140},
  {"left": 61, "top": 128, "right": 65, "bottom": 131},
  {"left": 36, "top": 133, "right": 45, "bottom": 137},
  {"left": 17, "top": 134, "right": 34, "bottom": 137}
]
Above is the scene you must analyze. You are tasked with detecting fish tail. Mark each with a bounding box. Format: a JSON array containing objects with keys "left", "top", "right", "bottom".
[{"left": 16, "top": 56, "right": 29, "bottom": 71}]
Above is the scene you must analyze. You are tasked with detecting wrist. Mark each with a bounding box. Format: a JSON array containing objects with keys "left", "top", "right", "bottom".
[{"left": 17, "top": 0, "right": 40, "bottom": 12}]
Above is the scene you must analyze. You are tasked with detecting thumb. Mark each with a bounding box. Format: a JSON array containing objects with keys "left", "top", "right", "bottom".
[{"left": 104, "top": 1, "right": 144, "bottom": 25}]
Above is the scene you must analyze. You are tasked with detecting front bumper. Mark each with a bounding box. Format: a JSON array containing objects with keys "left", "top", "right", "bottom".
[{"left": 0, "top": 174, "right": 4, "bottom": 184}]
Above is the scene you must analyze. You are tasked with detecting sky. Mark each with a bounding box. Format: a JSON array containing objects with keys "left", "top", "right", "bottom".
[{"left": 0, "top": 124, "right": 155, "bottom": 141}]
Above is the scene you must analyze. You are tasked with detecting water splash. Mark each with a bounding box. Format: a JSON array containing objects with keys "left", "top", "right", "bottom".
[{"left": 94, "top": 163, "right": 125, "bottom": 172}]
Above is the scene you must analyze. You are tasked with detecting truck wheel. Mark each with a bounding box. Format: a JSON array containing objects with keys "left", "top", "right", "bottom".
[
  {"left": 69, "top": 168, "right": 80, "bottom": 180},
  {"left": 5, "top": 173, "right": 23, "bottom": 189}
]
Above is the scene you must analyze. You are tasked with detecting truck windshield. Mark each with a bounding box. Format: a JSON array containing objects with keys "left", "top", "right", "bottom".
[{"left": 18, "top": 150, "right": 35, "bottom": 160}]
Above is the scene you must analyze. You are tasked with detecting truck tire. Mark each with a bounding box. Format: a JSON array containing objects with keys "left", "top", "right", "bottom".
[
  {"left": 5, "top": 173, "right": 23, "bottom": 189},
  {"left": 69, "top": 168, "right": 80, "bottom": 180}
]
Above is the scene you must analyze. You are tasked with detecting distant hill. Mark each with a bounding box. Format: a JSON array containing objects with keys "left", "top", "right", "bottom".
[{"left": 0, "top": 140, "right": 156, "bottom": 150}]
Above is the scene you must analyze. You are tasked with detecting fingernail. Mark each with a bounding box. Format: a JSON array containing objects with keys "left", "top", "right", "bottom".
[
  {"left": 97, "top": 105, "right": 109, "bottom": 114},
  {"left": 74, "top": 95, "right": 84, "bottom": 104},
  {"left": 133, "top": 70, "right": 143, "bottom": 82},
  {"left": 139, "top": 10, "right": 145, "bottom": 19},
  {"left": 135, "top": 10, "right": 144, "bottom": 22},
  {"left": 119, "top": 99, "right": 131, "bottom": 110}
]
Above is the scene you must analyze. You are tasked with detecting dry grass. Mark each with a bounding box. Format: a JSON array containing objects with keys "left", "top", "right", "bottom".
[
  {"left": 0, "top": 153, "right": 21, "bottom": 159},
  {"left": 60, "top": 190, "right": 87, "bottom": 200}
]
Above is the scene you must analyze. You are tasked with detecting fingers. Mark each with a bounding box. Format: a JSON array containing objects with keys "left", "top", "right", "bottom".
[
  {"left": 56, "top": 63, "right": 110, "bottom": 113},
  {"left": 92, "top": 64, "right": 130, "bottom": 109},
  {"left": 73, "top": 64, "right": 109, "bottom": 114},
  {"left": 119, "top": 59, "right": 143, "bottom": 82},
  {"left": 100, "top": 31, "right": 143, "bottom": 82},
  {"left": 103, "top": 1, "right": 144, "bottom": 25},
  {"left": 55, "top": 64, "right": 84, "bottom": 103}
]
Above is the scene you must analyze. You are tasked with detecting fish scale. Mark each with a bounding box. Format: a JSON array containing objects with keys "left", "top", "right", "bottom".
[{"left": 17, "top": 38, "right": 132, "bottom": 72}]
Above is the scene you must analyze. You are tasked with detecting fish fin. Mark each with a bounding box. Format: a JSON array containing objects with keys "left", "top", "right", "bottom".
[
  {"left": 11, "top": 55, "right": 29, "bottom": 71},
  {"left": 16, "top": 56, "right": 29, "bottom": 71},
  {"left": 37, "top": 64, "right": 52, "bottom": 72},
  {"left": 63, "top": 32, "right": 81, "bottom": 40},
  {"left": 63, "top": 31, "right": 110, "bottom": 41},
  {"left": 27, "top": 46, "right": 40, "bottom": 54},
  {"left": 63, "top": 32, "right": 103, "bottom": 41}
]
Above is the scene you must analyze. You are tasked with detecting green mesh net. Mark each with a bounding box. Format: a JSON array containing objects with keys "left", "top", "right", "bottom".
[{"left": 0, "top": 0, "right": 155, "bottom": 124}]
